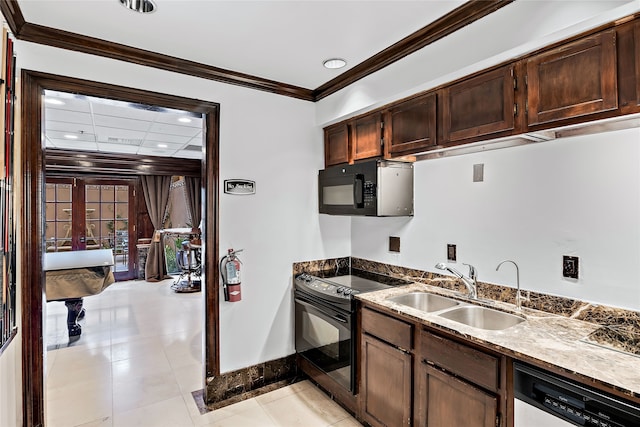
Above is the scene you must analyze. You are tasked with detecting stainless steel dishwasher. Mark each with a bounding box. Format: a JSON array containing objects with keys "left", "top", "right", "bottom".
[{"left": 514, "top": 362, "right": 640, "bottom": 427}]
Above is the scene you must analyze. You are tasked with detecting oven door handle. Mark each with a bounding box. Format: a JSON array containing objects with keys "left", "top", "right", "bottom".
[{"left": 295, "top": 297, "right": 349, "bottom": 324}]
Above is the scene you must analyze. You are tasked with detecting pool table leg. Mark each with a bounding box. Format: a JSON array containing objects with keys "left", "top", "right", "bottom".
[{"left": 64, "top": 298, "right": 84, "bottom": 337}]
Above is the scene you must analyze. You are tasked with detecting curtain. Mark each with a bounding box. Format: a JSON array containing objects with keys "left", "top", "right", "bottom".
[
  {"left": 141, "top": 175, "right": 172, "bottom": 282},
  {"left": 184, "top": 176, "right": 202, "bottom": 229}
]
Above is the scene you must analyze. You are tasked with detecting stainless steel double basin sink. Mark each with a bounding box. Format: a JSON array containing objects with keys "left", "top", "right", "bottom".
[{"left": 386, "top": 292, "right": 525, "bottom": 331}]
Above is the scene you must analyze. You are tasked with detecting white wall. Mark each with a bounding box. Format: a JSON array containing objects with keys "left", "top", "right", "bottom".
[
  {"left": 14, "top": 41, "right": 351, "bottom": 374},
  {"left": 0, "top": 335, "right": 21, "bottom": 427},
  {"left": 352, "top": 128, "right": 640, "bottom": 311}
]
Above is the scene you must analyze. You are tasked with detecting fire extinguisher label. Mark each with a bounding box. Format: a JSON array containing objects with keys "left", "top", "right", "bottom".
[{"left": 226, "top": 261, "right": 240, "bottom": 284}]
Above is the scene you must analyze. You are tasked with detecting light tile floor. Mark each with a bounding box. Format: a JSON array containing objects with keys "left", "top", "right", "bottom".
[{"left": 45, "top": 278, "right": 362, "bottom": 427}]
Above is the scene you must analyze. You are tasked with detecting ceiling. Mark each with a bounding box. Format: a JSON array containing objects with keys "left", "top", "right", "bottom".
[
  {"left": 18, "top": 0, "right": 468, "bottom": 90},
  {"left": 44, "top": 90, "right": 204, "bottom": 159}
]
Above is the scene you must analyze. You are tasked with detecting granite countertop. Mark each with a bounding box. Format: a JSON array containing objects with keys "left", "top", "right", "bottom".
[{"left": 356, "top": 281, "right": 640, "bottom": 401}]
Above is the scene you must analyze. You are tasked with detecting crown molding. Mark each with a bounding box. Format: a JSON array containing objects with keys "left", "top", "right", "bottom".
[
  {"left": 313, "top": 0, "right": 514, "bottom": 100},
  {"left": 1, "top": 0, "right": 512, "bottom": 102}
]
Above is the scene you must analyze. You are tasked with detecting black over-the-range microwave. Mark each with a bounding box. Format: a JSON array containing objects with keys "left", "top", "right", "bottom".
[{"left": 318, "top": 159, "right": 414, "bottom": 216}]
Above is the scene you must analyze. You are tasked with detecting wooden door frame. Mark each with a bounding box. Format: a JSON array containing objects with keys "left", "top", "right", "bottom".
[{"left": 20, "top": 70, "right": 220, "bottom": 426}]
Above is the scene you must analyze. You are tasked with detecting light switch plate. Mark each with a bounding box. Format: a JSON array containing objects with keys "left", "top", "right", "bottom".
[{"left": 473, "top": 164, "right": 484, "bottom": 182}]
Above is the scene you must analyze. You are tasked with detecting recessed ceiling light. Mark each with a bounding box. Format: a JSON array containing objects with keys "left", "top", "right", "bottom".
[
  {"left": 323, "top": 58, "right": 347, "bottom": 69},
  {"left": 45, "top": 98, "right": 65, "bottom": 105},
  {"left": 119, "top": 0, "right": 156, "bottom": 14},
  {"left": 178, "top": 117, "right": 192, "bottom": 123},
  {"left": 64, "top": 134, "right": 78, "bottom": 140},
  {"left": 157, "top": 143, "right": 168, "bottom": 148}
]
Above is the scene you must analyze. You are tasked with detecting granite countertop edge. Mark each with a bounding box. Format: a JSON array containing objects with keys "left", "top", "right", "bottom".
[{"left": 355, "top": 282, "right": 640, "bottom": 401}]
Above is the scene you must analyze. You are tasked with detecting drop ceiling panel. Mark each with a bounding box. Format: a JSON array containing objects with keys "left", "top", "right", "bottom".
[
  {"left": 94, "top": 126, "right": 147, "bottom": 141},
  {"left": 153, "top": 113, "right": 203, "bottom": 127},
  {"left": 45, "top": 109, "right": 93, "bottom": 125},
  {"left": 147, "top": 122, "right": 202, "bottom": 137},
  {"left": 47, "top": 130, "right": 95, "bottom": 142},
  {"left": 46, "top": 121, "right": 94, "bottom": 134},
  {"left": 46, "top": 97, "right": 91, "bottom": 113},
  {"left": 92, "top": 115, "right": 152, "bottom": 132},
  {"left": 143, "top": 133, "right": 191, "bottom": 145},
  {"left": 139, "top": 141, "right": 184, "bottom": 150},
  {"left": 47, "top": 139, "right": 99, "bottom": 151},
  {"left": 90, "top": 102, "right": 159, "bottom": 121}
]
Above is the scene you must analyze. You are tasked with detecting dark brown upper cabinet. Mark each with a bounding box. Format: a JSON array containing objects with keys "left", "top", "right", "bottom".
[
  {"left": 636, "top": 22, "right": 640, "bottom": 108},
  {"left": 384, "top": 92, "right": 437, "bottom": 157},
  {"left": 617, "top": 20, "right": 640, "bottom": 113},
  {"left": 324, "top": 122, "right": 350, "bottom": 166},
  {"left": 323, "top": 15, "right": 640, "bottom": 161},
  {"left": 526, "top": 29, "right": 618, "bottom": 126},
  {"left": 351, "top": 112, "right": 383, "bottom": 161},
  {"left": 442, "top": 65, "right": 516, "bottom": 144}
]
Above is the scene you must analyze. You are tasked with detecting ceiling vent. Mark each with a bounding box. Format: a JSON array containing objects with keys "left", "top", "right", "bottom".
[{"left": 105, "top": 136, "right": 144, "bottom": 146}]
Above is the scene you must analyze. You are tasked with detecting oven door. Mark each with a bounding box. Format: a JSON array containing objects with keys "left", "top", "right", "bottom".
[{"left": 295, "top": 291, "right": 354, "bottom": 392}]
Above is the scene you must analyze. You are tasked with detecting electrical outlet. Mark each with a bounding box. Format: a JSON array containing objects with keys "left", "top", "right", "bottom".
[
  {"left": 563, "top": 256, "right": 579, "bottom": 279},
  {"left": 389, "top": 236, "right": 400, "bottom": 253},
  {"left": 447, "top": 244, "right": 457, "bottom": 262}
]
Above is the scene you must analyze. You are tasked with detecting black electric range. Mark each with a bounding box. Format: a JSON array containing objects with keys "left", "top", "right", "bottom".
[{"left": 294, "top": 269, "right": 411, "bottom": 395}]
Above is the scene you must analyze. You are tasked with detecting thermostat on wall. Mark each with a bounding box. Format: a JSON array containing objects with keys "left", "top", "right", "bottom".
[{"left": 224, "top": 179, "right": 256, "bottom": 195}]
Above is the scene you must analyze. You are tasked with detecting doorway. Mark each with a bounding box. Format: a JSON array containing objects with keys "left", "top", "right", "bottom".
[
  {"left": 21, "top": 70, "right": 220, "bottom": 426},
  {"left": 45, "top": 178, "right": 136, "bottom": 280}
]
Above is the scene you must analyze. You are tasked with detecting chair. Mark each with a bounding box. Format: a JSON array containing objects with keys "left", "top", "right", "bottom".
[{"left": 171, "top": 240, "right": 201, "bottom": 293}]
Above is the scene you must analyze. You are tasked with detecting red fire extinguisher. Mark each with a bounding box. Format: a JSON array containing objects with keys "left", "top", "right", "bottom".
[{"left": 220, "top": 248, "right": 243, "bottom": 302}]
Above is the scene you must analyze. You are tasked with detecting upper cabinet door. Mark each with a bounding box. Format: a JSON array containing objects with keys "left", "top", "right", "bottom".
[
  {"left": 351, "top": 113, "right": 383, "bottom": 161},
  {"left": 384, "top": 92, "right": 437, "bottom": 157},
  {"left": 617, "top": 21, "right": 640, "bottom": 113},
  {"left": 442, "top": 65, "right": 515, "bottom": 144},
  {"left": 324, "top": 122, "right": 350, "bottom": 167},
  {"left": 526, "top": 29, "right": 618, "bottom": 126}
]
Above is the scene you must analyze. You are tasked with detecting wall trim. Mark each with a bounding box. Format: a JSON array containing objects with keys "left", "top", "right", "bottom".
[{"left": 0, "top": 0, "right": 512, "bottom": 102}]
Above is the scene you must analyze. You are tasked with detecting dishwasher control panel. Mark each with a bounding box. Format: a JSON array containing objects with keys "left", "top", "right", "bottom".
[{"left": 514, "top": 363, "right": 640, "bottom": 427}]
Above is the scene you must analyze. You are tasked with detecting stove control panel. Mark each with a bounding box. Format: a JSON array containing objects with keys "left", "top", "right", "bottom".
[{"left": 295, "top": 274, "right": 359, "bottom": 300}]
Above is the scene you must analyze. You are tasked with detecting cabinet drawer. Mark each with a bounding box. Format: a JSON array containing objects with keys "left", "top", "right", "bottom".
[
  {"left": 362, "top": 307, "right": 413, "bottom": 350},
  {"left": 420, "top": 329, "right": 498, "bottom": 392}
]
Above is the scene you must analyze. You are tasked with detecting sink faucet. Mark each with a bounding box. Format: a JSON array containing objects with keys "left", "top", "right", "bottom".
[
  {"left": 435, "top": 262, "right": 477, "bottom": 299},
  {"left": 495, "top": 260, "right": 528, "bottom": 311}
]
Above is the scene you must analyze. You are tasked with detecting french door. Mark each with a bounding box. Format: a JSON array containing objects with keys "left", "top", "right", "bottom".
[{"left": 45, "top": 177, "right": 136, "bottom": 280}]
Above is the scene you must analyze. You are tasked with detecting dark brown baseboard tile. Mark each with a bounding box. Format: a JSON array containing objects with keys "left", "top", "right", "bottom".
[{"left": 205, "top": 354, "right": 299, "bottom": 409}]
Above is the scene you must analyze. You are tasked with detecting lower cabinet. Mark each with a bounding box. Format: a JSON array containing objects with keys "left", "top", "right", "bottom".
[
  {"left": 359, "top": 304, "right": 507, "bottom": 427},
  {"left": 417, "top": 364, "right": 498, "bottom": 427},
  {"left": 361, "top": 334, "right": 413, "bottom": 427}
]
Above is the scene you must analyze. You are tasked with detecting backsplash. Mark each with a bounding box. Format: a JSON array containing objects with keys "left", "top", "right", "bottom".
[{"left": 294, "top": 257, "right": 640, "bottom": 356}]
